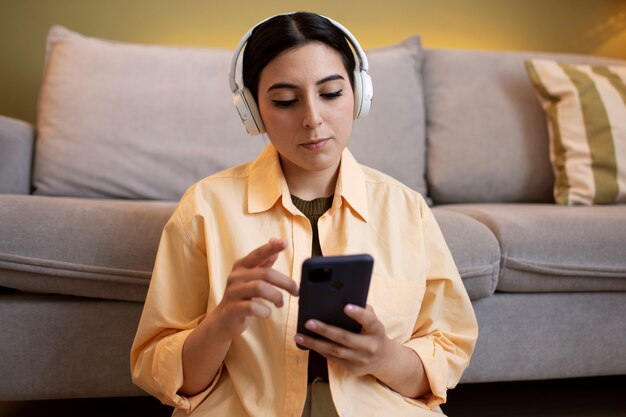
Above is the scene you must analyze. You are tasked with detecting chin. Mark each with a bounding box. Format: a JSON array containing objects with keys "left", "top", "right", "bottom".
[{"left": 302, "top": 152, "right": 342, "bottom": 170}]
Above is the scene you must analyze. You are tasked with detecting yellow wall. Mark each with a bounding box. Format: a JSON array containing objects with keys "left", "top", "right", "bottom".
[{"left": 1, "top": 0, "right": 625, "bottom": 124}]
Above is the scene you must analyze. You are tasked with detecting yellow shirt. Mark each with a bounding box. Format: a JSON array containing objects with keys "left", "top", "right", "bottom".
[{"left": 130, "top": 144, "right": 478, "bottom": 417}]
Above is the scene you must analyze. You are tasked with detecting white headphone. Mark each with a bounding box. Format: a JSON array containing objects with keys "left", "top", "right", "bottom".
[{"left": 229, "top": 12, "right": 374, "bottom": 136}]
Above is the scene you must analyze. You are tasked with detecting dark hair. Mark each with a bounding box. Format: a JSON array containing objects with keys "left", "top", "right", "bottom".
[{"left": 242, "top": 12, "right": 356, "bottom": 102}]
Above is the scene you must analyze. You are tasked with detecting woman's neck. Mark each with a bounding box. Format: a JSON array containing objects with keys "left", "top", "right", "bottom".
[{"left": 280, "top": 157, "right": 339, "bottom": 201}]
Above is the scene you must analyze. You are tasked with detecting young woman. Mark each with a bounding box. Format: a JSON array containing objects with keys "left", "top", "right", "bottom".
[{"left": 131, "top": 12, "right": 478, "bottom": 417}]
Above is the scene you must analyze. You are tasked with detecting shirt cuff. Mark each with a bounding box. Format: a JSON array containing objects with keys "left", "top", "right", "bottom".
[
  {"left": 402, "top": 336, "right": 448, "bottom": 409},
  {"left": 153, "top": 329, "right": 224, "bottom": 414}
]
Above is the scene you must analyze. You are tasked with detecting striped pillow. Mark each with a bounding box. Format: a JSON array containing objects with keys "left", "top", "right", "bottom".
[{"left": 526, "top": 59, "right": 626, "bottom": 205}]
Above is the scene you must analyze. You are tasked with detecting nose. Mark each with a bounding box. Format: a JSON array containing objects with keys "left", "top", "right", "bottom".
[{"left": 302, "top": 98, "right": 323, "bottom": 129}]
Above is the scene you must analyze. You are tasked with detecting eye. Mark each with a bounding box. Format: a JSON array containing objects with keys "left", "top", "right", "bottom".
[
  {"left": 272, "top": 99, "right": 298, "bottom": 108},
  {"left": 321, "top": 89, "right": 343, "bottom": 100}
]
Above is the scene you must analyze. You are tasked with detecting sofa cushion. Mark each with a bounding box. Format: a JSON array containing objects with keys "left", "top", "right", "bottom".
[
  {"left": 439, "top": 204, "right": 626, "bottom": 293},
  {"left": 34, "top": 26, "right": 428, "bottom": 200},
  {"left": 0, "top": 115, "right": 34, "bottom": 195},
  {"left": 350, "top": 37, "right": 428, "bottom": 198},
  {"left": 0, "top": 195, "right": 495, "bottom": 303},
  {"left": 34, "top": 25, "right": 262, "bottom": 200},
  {"left": 423, "top": 48, "right": 626, "bottom": 204},
  {"left": 0, "top": 195, "right": 175, "bottom": 302},
  {"left": 431, "top": 208, "right": 500, "bottom": 300},
  {"left": 526, "top": 60, "right": 626, "bottom": 205}
]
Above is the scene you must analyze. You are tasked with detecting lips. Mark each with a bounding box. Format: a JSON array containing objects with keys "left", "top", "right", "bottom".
[{"left": 300, "top": 138, "right": 330, "bottom": 150}]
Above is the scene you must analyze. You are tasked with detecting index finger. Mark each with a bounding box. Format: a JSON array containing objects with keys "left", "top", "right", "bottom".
[{"left": 237, "top": 238, "right": 287, "bottom": 269}]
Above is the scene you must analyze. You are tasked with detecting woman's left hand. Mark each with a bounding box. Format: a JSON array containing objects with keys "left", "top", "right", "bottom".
[
  {"left": 294, "top": 304, "right": 392, "bottom": 378},
  {"left": 295, "top": 304, "right": 430, "bottom": 398}
]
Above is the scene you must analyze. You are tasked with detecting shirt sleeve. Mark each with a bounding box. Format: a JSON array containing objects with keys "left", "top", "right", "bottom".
[
  {"left": 130, "top": 204, "right": 220, "bottom": 413},
  {"left": 403, "top": 198, "right": 479, "bottom": 409}
]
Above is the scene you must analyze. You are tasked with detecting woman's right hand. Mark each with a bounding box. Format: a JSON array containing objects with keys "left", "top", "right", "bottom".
[
  {"left": 212, "top": 238, "right": 298, "bottom": 339},
  {"left": 180, "top": 238, "right": 296, "bottom": 396}
]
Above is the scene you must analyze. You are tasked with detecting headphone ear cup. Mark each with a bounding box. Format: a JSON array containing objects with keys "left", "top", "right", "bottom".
[
  {"left": 242, "top": 87, "right": 265, "bottom": 134},
  {"left": 353, "top": 70, "right": 373, "bottom": 119},
  {"left": 233, "top": 87, "right": 265, "bottom": 135},
  {"left": 352, "top": 70, "right": 363, "bottom": 119}
]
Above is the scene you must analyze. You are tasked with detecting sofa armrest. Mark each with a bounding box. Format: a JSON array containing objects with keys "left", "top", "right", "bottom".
[{"left": 0, "top": 115, "right": 34, "bottom": 194}]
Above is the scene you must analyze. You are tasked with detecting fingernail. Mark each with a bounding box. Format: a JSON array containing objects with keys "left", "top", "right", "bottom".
[
  {"left": 295, "top": 335, "right": 305, "bottom": 344},
  {"left": 306, "top": 320, "right": 317, "bottom": 330},
  {"left": 345, "top": 304, "right": 356, "bottom": 312}
]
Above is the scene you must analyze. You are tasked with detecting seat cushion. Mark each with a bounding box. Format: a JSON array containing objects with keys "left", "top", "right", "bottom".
[
  {"left": 0, "top": 195, "right": 500, "bottom": 302},
  {"left": 439, "top": 204, "right": 626, "bottom": 292},
  {"left": 432, "top": 208, "right": 500, "bottom": 300},
  {"left": 0, "top": 195, "right": 175, "bottom": 302}
]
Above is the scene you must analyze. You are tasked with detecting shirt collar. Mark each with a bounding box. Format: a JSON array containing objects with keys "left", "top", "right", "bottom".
[
  {"left": 247, "top": 145, "right": 286, "bottom": 214},
  {"left": 333, "top": 148, "right": 369, "bottom": 222},
  {"left": 247, "top": 144, "right": 369, "bottom": 222}
]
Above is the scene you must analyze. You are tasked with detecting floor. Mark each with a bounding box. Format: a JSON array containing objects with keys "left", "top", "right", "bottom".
[
  {"left": 0, "top": 375, "right": 624, "bottom": 416},
  {"left": 443, "top": 375, "right": 626, "bottom": 417}
]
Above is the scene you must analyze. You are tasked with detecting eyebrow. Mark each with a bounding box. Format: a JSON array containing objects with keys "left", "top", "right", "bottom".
[{"left": 267, "top": 74, "right": 345, "bottom": 92}]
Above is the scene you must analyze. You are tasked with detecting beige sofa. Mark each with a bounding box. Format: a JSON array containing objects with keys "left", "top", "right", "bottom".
[{"left": 1, "top": 25, "right": 625, "bottom": 400}]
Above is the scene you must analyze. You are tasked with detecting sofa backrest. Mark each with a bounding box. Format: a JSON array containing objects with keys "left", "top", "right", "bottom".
[
  {"left": 423, "top": 48, "right": 625, "bottom": 204},
  {"left": 33, "top": 26, "right": 427, "bottom": 200},
  {"left": 34, "top": 26, "right": 624, "bottom": 204}
]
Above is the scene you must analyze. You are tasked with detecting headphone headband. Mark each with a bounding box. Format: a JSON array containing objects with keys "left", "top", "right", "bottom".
[{"left": 230, "top": 12, "right": 373, "bottom": 136}]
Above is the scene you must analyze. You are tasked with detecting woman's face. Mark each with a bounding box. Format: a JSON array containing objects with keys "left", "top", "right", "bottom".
[{"left": 257, "top": 42, "right": 354, "bottom": 179}]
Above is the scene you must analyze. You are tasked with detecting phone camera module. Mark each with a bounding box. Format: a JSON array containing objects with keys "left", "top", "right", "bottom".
[{"left": 310, "top": 267, "right": 332, "bottom": 283}]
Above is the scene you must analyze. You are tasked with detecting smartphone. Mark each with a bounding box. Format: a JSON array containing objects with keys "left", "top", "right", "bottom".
[{"left": 296, "top": 254, "right": 374, "bottom": 349}]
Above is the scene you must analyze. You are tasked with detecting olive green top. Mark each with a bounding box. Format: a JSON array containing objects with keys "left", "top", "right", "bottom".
[
  {"left": 291, "top": 195, "right": 334, "bottom": 257},
  {"left": 291, "top": 194, "right": 334, "bottom": 382}
]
